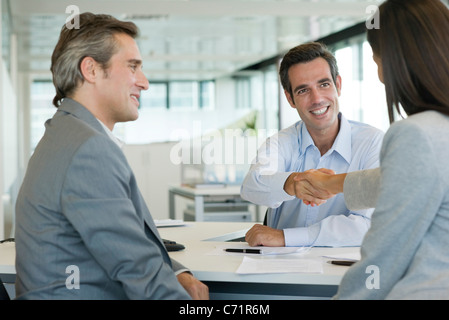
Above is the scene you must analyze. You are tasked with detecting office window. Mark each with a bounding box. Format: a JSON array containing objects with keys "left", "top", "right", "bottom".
[
  {"left": 263, "top": 65, "right": 279, "bottom": 131},
  {"left": 169, "top": 81, "right": 199, "bottom": 109},
  {"left": 1, "top": 0, "right": 11, "bottom": 73},
  {"left": 30, "top": 79, "right": 219, "bottom": 147},
  {"left": 139, "top": 80, "right": 215, "bottom": 110},
  {"left": 199, "top": 80, "right": 215, "bottom": 110},
  {"left": 333, "top": 37, "right": 389, "bottom": 132},
  {"left": 140, "top": 82, "right": 167, "bottom": 109},
  {"left": 30, "top": 81, "right": 57, "bottom": 151},
  {"left": 235, "top": 77, "right": 251, "bottom": 109},
  {"left": 335, "top": 44, "right": 360, "bottom": 122}
]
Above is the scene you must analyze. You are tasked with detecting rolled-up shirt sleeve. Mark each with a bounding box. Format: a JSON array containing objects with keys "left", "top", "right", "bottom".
[{"left": 241, "top": 132, "right": 296, "bottom": 208}]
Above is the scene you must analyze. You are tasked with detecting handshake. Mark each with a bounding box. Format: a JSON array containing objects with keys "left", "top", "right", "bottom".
[{"left": 283, "top": 168, "right": 346, "bottom": 206}]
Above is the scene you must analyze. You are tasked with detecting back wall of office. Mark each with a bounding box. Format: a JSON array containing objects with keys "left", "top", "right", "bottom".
[{"left": 0, "top": 0, "right": 402, "bottom": 238}]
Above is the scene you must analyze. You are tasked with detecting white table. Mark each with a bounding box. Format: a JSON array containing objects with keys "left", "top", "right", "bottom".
[
  {"left": 0, "top": 242, "right": 15, "bottom": 283},
  {"left": 168, "top": 185, "right": 259, "bottom": 221},
  {"left": 0, "top": 222, "right": 358, "bottom": 300},
  {"left": 159, "top": 222, "right": 358, "bottom": 299},
  {"left": 0, "top": 241, "right": 17, "bottom": 298}
]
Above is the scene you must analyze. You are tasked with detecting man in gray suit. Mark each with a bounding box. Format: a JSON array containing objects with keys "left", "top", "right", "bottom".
[{"left": 14, "top": 12, "right": 208, "bottom": 300}]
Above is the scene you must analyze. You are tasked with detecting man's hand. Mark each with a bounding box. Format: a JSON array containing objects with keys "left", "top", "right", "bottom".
[
  {"left": 177, "top": 272, "right": 209, "bottom": 300},
  {"left": 245, "top": 224, "right": 285, "bottom": 247},
  {"left": 284, "top": 168, "right": 337, "bottom": 206}
]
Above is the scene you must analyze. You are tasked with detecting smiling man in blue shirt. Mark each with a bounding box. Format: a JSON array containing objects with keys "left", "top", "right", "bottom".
[{"left": 241, "top": 42, "right": 384, "bottom": 247}]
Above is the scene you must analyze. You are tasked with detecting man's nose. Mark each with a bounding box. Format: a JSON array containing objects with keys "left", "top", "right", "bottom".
[
  {"left": 309, "top": 88, "right": 323, "bottom": 104},
  {"left": 137, "top": 69, "right": 149, "bottom": 90}
]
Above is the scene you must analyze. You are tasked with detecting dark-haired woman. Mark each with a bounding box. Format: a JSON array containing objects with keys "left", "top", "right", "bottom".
[{"left": 334, "top": 0, "right": 449, "bottom": 299}]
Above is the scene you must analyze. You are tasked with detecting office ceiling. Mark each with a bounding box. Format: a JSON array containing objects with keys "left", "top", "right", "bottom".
[{"left": 8, "top": 0, "right": 383, "bottom": 80}]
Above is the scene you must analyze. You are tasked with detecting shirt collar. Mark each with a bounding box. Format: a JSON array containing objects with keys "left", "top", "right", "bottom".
[
  {"left": 331, "top": 113, "right": 352, "bottom": 164},
  {"left": 299, "top": 112, "right": 352, "bottom": 163},
  {"left": 96, "top": 119, "right": 125, "bottom": 149},
  {"left": 299, "top": 121, "right": 315, "bottom": 154}
]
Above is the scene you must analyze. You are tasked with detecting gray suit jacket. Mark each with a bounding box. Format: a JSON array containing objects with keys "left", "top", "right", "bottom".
[{"left": 15, "top": 98, "right": 191, "bottom": 299}]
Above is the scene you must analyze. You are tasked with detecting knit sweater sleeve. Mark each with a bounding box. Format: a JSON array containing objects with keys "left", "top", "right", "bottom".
[
  {"left": 334, "top": 117, "right": 441, "bottom": 299},
  {"left": 343, "top": 168, "right": 381, "bottom": 210}
]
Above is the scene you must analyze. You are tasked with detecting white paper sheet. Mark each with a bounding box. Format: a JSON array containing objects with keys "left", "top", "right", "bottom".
[
  {"left": 155, "top": 219, "right": 186, "bottom": 228},
  {"left": 208, "top": 244, "right": 311, "bottom": 256},
  {"left": 322, "top": 251, "right": 361, "bottom": 261},
  {"left": 236, "top": 256, "right": 323, "bottom": 274}
]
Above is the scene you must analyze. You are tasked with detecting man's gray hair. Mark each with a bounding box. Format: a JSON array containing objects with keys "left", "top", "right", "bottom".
[{"left": 50, "top": 12, "right": 139, "bottom": 107}]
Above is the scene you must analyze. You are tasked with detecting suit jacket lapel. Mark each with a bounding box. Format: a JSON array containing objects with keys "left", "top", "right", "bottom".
[{"left": 58, "top": 98, "right": 171, "bottom": 258}]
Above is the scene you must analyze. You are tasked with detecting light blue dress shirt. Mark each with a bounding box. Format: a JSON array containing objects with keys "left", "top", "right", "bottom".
[{"left": 240, "top": 113, "right": 384, "bottom": 247}]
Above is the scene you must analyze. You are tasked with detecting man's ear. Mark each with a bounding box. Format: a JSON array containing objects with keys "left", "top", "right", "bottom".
[
  {"left": 284, "top": 90, "right": 296, "bottom": 109},
  {"left": 79, "top": 56, "right": 98, "bottom": 83},
  {"left": 335, "top": 75, "right": 342, "bottom": 97}
]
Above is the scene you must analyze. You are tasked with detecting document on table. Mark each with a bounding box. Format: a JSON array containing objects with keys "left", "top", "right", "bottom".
[
  {"left": 154, "top": 219, "right": 186, "bottom": 228},
  {"left": 236, "top": 256, "right": 323, "bottom": 274},
  {"left": 208, "top": 243, "right": 311, "bottom": 256},
  {"left": 322, "top": 251, "right": 361, "bottom": 262}
]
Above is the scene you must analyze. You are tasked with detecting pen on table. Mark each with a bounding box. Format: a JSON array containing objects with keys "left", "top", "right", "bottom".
[
  {"left": 330, "top": 260, "right": 356, "bottom": 266},
  {"left": 224, "top": 248, "right": 262, "bottom": 254}
]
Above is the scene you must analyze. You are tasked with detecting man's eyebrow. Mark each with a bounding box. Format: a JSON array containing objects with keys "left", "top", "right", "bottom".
[
  {"left": 293, "top": 77, "right": 332, "bottom": 93},
  {"left": 128, "top": 59, "right": 143, "bottom": 65},
  {"left": 293, "top": 84, "right": 308, "bottom": 93},
  {"left": 318, "top": 77, "right": 332, "bottom": 83}
]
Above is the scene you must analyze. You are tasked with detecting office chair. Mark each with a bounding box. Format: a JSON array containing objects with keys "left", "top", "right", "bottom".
[{"left": 0, "top": 278, "right": 10, "bottom": 300}]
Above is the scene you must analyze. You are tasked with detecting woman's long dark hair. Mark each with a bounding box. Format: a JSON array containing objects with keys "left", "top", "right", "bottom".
[{"left": 367, "top": 0, "right": 449, "bottom": 123}]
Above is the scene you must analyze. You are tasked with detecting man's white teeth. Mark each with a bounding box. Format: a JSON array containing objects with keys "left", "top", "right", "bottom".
[{"left": 311, "top": 106, "right": 328, "bottom": 115}]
